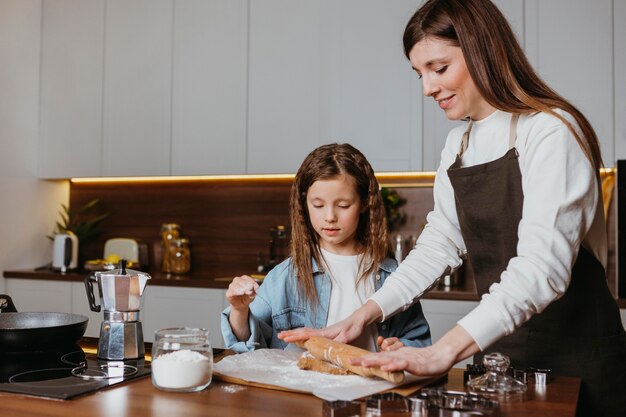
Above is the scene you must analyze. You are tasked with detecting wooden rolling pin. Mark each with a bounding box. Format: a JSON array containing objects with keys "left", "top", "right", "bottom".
[{"left": 299, "top": 336, "right": 405, "bottom": 384}]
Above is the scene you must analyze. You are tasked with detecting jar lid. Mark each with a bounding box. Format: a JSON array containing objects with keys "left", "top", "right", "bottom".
[{"left": 170, "top": 238, "right": 189, "bottom": 246}]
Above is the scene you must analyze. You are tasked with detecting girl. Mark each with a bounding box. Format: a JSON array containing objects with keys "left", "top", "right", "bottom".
[
  {"left": 279, "top": 1, "right": 626, "bottom": 416},
  {"left": 221, "top": 143, "right": 431, "bottom": 353}
]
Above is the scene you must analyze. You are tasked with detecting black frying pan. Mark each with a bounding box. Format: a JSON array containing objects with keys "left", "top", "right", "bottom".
[{"left": 0, "top": 294, "right": 88, "bottom": 353}]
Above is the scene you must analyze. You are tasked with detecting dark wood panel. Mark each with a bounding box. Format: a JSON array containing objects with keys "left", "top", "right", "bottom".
[{"left": 70, "top": 180, "right": 292, "bottom": 278}]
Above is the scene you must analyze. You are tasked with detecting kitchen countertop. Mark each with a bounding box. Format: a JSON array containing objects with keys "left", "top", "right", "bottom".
[
  {"left": 0, "top": 338, "right": 580, "bottom": 417},
  {"left": 2, "top": 268, "right": 484, "bottom": 302},
  {"left": 6, "top": 268, "right": 626, "bottom": 308}
]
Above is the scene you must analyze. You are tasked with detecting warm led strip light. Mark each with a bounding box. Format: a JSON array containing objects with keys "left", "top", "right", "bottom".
[
  {"left": 69, "top": 171, "right": 437, "bottom": 184},
  {"left": 69, "top": 167, "right": 613, "bottom": 184}
]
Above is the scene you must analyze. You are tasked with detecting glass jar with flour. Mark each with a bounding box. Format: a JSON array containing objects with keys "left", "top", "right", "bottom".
[{"left": 151, "top": 328, "right": 213, "bottom": 392}]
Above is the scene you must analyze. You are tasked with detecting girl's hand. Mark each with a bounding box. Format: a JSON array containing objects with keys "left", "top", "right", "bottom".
[
  {"left": 377, "top": 336, "right": 404, "bottom": 351},
  {"left": 279, "top": 300, "right": 383, "bottom": 344},
  {"left": 226, "top": 275, "right": 259, "bottom": 311}
]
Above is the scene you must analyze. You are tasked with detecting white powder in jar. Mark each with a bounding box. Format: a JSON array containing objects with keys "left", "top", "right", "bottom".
[{"left": 152, "top": 349, "right": 213, "bottom": 390}]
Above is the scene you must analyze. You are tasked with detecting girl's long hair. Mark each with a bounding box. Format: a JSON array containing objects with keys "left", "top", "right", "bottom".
[
  {"left": 289, "top": 143, "right": 390, "bottom": 308},
  {"left": 403, "top": 0, "right": 602, "bottom": 170}
]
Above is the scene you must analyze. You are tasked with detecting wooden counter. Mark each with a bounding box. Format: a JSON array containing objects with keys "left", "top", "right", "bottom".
[
  {"left": 0, "top": 364, "right": 579, "bottom": 417},
  {"left": 2, "top": 268, "right": 481, "bottom": 302}
]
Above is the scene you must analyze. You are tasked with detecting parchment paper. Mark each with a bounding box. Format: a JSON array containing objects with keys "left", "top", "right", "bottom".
[{"left": 213, "top": 349, "right": 429, "bottom": 401}]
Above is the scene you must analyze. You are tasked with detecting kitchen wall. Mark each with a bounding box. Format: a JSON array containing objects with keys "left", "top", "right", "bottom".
[{"left": 0, "top": 1, "right": 67, "bottom": 292}]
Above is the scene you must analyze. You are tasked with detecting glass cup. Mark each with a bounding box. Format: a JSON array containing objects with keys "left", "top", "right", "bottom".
[{"left": 151, "top": 327, "right": 213, "bottom": 392}]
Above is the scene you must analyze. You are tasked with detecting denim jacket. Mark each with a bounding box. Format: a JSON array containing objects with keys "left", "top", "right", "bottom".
[{"left": 221, "top": 256, "right": 431, "bottom": 353}]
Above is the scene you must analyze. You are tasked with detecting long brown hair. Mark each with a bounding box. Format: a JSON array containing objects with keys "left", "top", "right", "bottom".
[
  {"left": 403, "top": 0, "right": 602, "bottom": 170},
  {"left": 289, "top": 143, "right": 390, "bottom": 308}
]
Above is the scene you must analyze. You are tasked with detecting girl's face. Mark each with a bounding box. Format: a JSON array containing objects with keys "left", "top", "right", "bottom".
[
  {"left": 409, "top": 37, "right": 495, "bottom": 121},
  {"left": 306, "top": 174, "right": 363, "bottom": 255}
]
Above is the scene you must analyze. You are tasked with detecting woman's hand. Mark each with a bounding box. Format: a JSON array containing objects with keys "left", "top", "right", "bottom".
[
  {"left": 226, "top": 275, "right": 259, "bottom": 311},
  {"left": 279, "top": 299, "right": 383, "bottom": 344},
  {"left": 377, "top": 336, "right": 404, "bottom": 352},
  {"left": 352, "top": 345, "right": 455, "bottom": 376},
  {"left": 353, "top": 325, "right": 480, "bottom": 376}
]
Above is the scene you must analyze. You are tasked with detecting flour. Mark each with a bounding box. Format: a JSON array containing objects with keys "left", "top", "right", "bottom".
[{"left": 152, "top": 349, "right": 212, "bottom": 390}]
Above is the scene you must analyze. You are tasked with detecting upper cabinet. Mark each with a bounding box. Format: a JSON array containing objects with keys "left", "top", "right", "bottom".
[
  {"left": 171, "top": 0, "right": 247, "bottom": 175},
  {"left": 525, "top": 0, "right": 614, "bottom": 166},
  {"left": 39, "top": 0, "right": 247, "bottom": 178},
  {"left": 39, "top": 0, "right": 104, "bottom": 178},
  {"left": 102, "top": 0, "right": 172, "bottom": 177},
  {"left": 38, "top": 0, "right": 621, "bottom": 178},
  {"left": 246, "top": 0, "right": 328, "bottom": 174}
]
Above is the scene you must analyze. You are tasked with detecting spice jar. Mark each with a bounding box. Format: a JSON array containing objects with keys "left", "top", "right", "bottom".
[
  {"left": 151, "top": 328, "right": 213, "bottom": 392},
  {"left": 168, "top": 238, "right": 191, "bottom": 274},
  {"left": 160, "top": 223, "right": 181, "bottom": 273}
]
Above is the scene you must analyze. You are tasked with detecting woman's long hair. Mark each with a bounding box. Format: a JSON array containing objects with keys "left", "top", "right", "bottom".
[
  {"left": 403, "top": 0, "right": 602, "bottom": 170},
  {"left": 289, "top": 143, "right": 390, "bottom": 308}
]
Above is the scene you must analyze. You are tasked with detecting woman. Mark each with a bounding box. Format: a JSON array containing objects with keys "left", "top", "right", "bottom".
[{"left": 279, "top": 0, "right": 626, "bottom": 415}]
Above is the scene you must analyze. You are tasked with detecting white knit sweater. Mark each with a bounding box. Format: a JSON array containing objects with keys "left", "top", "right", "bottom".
[{"left": 370, "top": 109, "right": 606, "bottom": 350}]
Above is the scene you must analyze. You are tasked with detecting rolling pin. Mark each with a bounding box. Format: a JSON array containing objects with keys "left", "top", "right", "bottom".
[{"left": 299, "top": 336, "right": 405, "bottom": 384}]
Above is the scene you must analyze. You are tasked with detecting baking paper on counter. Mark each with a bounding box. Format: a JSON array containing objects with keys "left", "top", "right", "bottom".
[{"left": 213, "top": 348, "right": 427, "bottom": 401}]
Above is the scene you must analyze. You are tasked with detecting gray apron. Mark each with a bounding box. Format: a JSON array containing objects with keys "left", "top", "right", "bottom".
[{"left": 447, "top": 114, "right": 626, "bottom": 416}]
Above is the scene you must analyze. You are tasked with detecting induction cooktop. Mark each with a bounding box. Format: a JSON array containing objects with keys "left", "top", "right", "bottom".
[{"left": 0, "top": 345, "right": 151, "bottom": 400}]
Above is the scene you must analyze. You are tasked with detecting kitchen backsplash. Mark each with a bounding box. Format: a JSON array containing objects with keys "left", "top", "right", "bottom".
[{"left": 69, "top": 172, "right": 617, "bottom": 298}]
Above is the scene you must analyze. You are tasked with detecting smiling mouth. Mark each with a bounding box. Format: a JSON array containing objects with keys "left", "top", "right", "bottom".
[{"left": 437, "top": 95, "right": 454, "bottom": 109}]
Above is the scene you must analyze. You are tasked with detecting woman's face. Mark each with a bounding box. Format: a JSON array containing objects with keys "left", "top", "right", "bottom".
[
  {"left": 306, "top": 174, "right": 362, "bottom": 255},
  {"left": 409, "top": 37, "right": 495, "bottom": 121}
]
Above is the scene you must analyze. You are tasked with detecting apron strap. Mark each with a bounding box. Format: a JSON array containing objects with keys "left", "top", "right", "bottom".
[
  {"left": 508, "top": 114, "right": 520, "bottom": 149},
  {"left": 458, "top": 120, "right": 474, "bottom": 157},
  {"left": 457, "top": 113, "right": 520, "bottom": 158}
]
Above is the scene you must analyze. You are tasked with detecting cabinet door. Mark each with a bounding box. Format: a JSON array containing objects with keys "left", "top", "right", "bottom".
[
  {"left": 325, "top": 0, "right": 419, "bottom": 172},
  {"left": 102, "top": 0, "right": 172, "bottom": 176},
  {"left": 5, "top": 279, "right": 72, "bottom": 313},
  {"left": 525, "top": 0, "right": 614, "bottom": 165},
  {"left": 421, "top": 299, "right": 478, "bottom": 367},
  {"left": 142, "top": 286, "right": 227, "bottom": 348},
  {"left": 615, "top": 0, "right": 626, "bottom": 162},
  {"left": 39, "top": 0, "right": 104, "bottom": 178},
  {"left": 247, "top": 0, "right": 328, "bottom": 174},
  {"left": 171, "top": 0, "right": 247, "bottom": 175}
]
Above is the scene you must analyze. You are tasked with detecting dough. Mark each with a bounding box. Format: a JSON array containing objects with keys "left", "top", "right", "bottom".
[{"left": 297, "top": 352, "right": 354, "bottom": 375}]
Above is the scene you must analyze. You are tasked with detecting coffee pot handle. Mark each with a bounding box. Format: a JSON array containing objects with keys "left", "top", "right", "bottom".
[{"left": 84, "top": 273, "right": 101, "bottom": 312}]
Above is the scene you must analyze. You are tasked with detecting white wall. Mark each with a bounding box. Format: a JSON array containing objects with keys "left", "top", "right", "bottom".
[{"left": 0, "top": 0, "right": 67, "bottom": 292}]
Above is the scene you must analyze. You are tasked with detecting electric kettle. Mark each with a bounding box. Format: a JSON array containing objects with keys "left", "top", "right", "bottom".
[{"left": 52, "top": 233, "right": 79, "bottom": 272}]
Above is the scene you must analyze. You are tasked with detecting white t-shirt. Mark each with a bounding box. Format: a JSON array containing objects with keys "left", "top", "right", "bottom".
[
  {"left": 369, "top": 109, "right": 605, "bottom": 350},
  {"left": 321, "top": 248, "right": 379, "bottom": 351}
]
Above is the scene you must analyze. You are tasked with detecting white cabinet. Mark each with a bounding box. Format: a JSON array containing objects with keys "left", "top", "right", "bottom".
[
  {"left": 142, "top": 286, "right": 227, "bottom": 349},
  {"left": 246, "top": 0, "right": 328, "bottom": 174},
  {"left": 421, "top": 299, "right": 478, "bottom": 368},
  {"left": 5, "top": 278, "right": 227, "bottom": 346},
  {"left": 615, "top": 0, "right": 626, "bottom": 162},
  {"left": 324, "top": 0, "right": 419, "bottom": 172},
  {"left": 37, "top": 1, "right": 622, "bottom": 177},
  {"left": 39, "top": 0, "right": 104, "bottom": 178},
  {"left": 102, "top": 0, "right": 173, "bottom": 176},
  {"left": 525, "top": 0, "right": 614, "bottom": 165},
  {"left": 171, "top": 0, "right": 248, "bottom": 175},
  {"left": 5, "top": 279, "right": 72, "bottom": 313}
]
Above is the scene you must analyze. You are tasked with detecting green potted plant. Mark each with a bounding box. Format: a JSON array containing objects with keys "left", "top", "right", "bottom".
[
  {"left": 49, "top": 199, "right": 109, "bottom": 263},
  {"left": 381, "top": 187, "right": 406, "bottom": 232}
]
